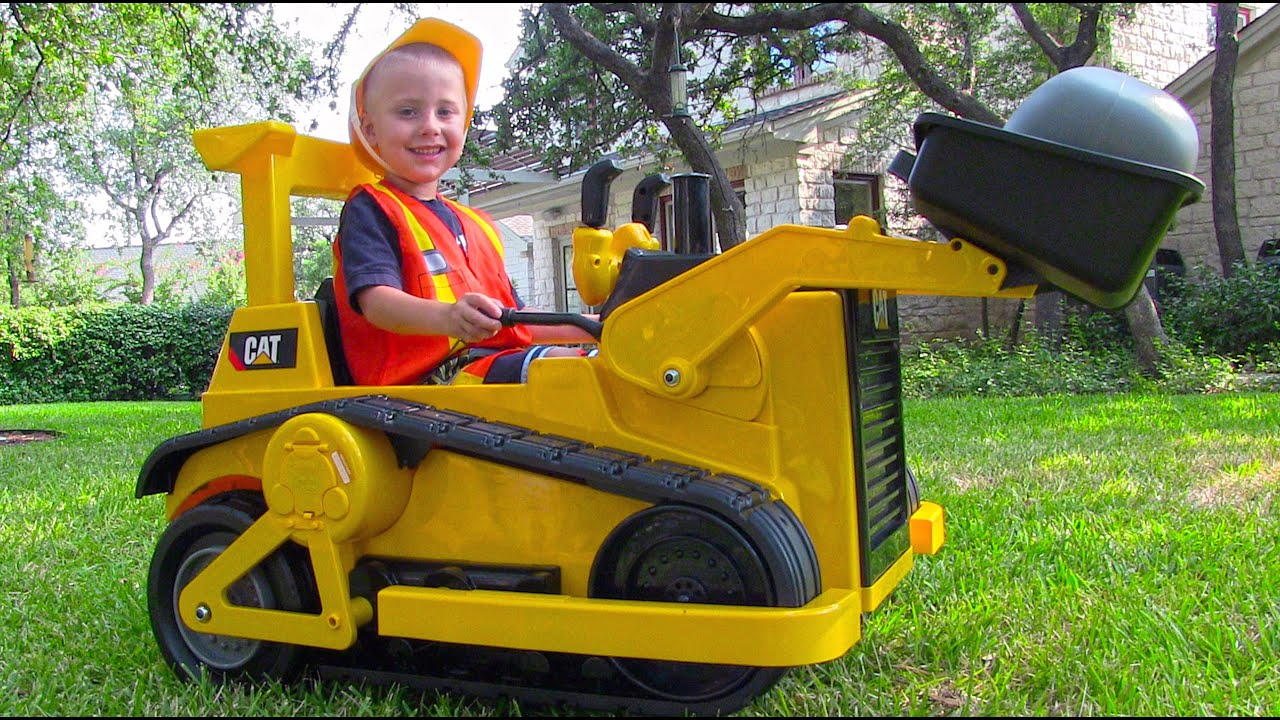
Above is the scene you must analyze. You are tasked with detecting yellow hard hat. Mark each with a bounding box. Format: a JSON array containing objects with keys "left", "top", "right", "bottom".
[{"left": 348, "top": 17, "right": 483, "bottom": 174}]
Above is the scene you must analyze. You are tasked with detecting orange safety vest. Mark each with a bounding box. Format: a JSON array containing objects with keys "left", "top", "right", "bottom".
[{"left": 333, "top": 181, "right": 532, "bottom": 386}]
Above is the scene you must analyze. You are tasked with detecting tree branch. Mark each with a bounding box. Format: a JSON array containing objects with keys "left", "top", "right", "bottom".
[
  {"left": 1010, "top": 3, "right": 1101, "bottom": 71},
  {"left": 698, "top": 3, "right": 1002, "bottom": 125}
]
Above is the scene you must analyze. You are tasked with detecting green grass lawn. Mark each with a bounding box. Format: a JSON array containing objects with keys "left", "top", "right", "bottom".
[{"left": 1, "top": 393, "right": 1276, "bottom": 716}]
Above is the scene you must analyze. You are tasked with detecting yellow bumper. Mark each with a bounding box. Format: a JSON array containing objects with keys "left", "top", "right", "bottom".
[{"left": 377, "top": 586, "right": 863, "bottom": 667}]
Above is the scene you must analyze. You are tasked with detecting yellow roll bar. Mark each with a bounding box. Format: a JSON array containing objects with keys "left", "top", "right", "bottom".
[{"left": 192, "top": 121, "right": 376, "bottom": 306}]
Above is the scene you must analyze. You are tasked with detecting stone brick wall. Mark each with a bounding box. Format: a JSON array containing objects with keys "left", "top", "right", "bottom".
[
  {"left": 527, "top": 219, "right": 578, "bottom": 310},
  {"left": 1111, "top": 4, "right": 1213, "bottom": 86},
  {"left": 493, "top": 215, "right": 536, "bottom": 305},
  {"left": 898, "top": 295, "right": 1031, "bottom": 345},
  {"left": 744, "top": 156, "right": 802, "bottom": 236}
]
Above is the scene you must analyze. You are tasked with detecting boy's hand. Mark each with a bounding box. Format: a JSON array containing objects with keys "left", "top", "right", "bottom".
[{"left": 452, "top": 293, "right": 504, "bottom": 342}]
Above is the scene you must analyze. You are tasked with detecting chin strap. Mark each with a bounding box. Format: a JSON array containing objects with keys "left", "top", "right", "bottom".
[{"left": 348, "top": 83, "right": 393, "bottom": 177}]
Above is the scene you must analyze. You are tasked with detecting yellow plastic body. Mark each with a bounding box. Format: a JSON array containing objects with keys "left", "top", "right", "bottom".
[
  {"left": 571, "top": 221, "right": 660, "bottom": 306},
  {"left": 164, "top": 122, "right": 1030, "bottom": 667},
  {"left": 193, "top": 121, "right": 375, "bottom": 307}
]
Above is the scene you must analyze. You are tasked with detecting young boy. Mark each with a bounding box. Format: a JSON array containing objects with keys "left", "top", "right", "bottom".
[{"left": 335, "top": 18, "right": 596, "bottom": 386}]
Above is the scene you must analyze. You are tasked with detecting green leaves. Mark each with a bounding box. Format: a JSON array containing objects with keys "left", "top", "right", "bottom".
[
  {"left": 492, "top": 3, "right": 817, "bottom": 177},
  {"left": 0, "top": 301, "right": 231, "bottom": 403}
]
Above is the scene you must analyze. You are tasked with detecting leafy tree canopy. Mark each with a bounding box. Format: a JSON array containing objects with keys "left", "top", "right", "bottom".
[
  {"left": 0, "top": 3, "right": 327, "bottom": 172},
  {"left": 0, "top": 3, "right": 337, "bottom": 305},
  {"left": 493, "top": 3, "right": 1137, "bottom": 179},
  {"left": 492, "top": 3, "right": 837, "bottom": 177}
]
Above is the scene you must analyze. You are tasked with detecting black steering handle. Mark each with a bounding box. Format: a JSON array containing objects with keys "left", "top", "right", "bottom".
[{"left": 498, "top": 309, "right": 603, "bottom": 341}]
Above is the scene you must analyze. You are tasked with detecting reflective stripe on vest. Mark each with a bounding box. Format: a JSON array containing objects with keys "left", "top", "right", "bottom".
[
  {"left": 453, "top": 203, "right": 506, "bottom": 260},
  {"left": 365, "top": 181, "right": 458, "bottom": 305}
]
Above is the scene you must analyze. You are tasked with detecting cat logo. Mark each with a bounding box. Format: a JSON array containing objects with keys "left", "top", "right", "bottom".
[
  {"left": 871, "top": 289, "right": 890, "bottom": 331},
  {"left": 227, "top": 328, "right": 298, "bottom": 371}
]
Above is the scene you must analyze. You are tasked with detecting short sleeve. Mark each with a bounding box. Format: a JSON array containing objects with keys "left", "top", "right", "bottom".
[{"left": 338, "top": 191, "right": 404, "bottom": 313}]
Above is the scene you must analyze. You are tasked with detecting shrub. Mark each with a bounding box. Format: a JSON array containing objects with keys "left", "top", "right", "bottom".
[
  {"left": 1160, "top": 261, "right": 1280, "bottom": 365},
  {"left": 901, "top": 327, "right": 1243, "bottom": 400},
  {"left": 902, "top": 331, "right": 1137, "bottom": 399},
  {"left": 0, "top": 302, "right": 231, "bottom": 405},
  {"left": 199, "top": 249, "right": 248, "bottom": 307},
  {"left": 25, "top": 245, "right": 113, "bottom": 307}
]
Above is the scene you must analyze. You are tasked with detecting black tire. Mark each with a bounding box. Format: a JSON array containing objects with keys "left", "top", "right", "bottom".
[
  {"left": 589, "top": 504, "right": 793, "bottom": 712},
  {"left": 147, "top": 491, "right": 314, "bottom": 684},
  {"left": 906, "top": 463, "right": 921, "bottom": 513}
]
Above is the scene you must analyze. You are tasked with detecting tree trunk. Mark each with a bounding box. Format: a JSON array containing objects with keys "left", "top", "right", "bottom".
[
  {"left": 7, "top": 257, "right": 19, "bottom": 308},
  {"left": 1123, "top": 284, "right": 1168, "bottom": 376},
  {"left": 140, "top": 240, "right": 156, "bottom": 305},
  {"left": 1004, "top": 299, "right": 1024, "bottom": 348},
  {"left": 22, "top": 234, "right": 35, "bottom": 283},
  {"left": 1211, "top": 2, "right": 1246, "bottom": 277}
]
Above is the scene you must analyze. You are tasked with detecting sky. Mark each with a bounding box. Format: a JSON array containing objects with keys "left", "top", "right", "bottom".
[{"left": 278, "top": 3, "right": 532, "bottom": 142}]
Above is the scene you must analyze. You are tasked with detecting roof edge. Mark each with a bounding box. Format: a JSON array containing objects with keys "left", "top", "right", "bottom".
[{"left": 1166, "top": 4, "right": 1280, "bottom": 100}]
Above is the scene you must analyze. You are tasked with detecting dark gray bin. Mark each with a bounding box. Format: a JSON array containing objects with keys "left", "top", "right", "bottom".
[{"left": 905, "top": 113, "right": 1204, "bottom": 309}]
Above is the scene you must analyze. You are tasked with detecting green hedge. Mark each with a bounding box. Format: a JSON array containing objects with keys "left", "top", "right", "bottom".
[{"left": 0, "top": 303, "right": 232, "bottom": 405}]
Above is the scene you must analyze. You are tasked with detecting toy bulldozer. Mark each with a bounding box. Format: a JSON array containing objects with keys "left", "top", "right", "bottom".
[{"left": 134, "top": 67, "right": 1203, "bottom": 716}]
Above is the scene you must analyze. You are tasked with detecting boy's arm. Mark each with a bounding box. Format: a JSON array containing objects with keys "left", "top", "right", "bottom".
[
  {"left": 526, "top": 315, "right": 600, "bottom": 344},
  {"left": 357, "top": 285, "right": 505, "bottom": 344}
]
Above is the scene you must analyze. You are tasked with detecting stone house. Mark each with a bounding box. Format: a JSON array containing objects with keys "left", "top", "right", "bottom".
[
  {"left": 1160, "top": 2, "right": 1280, "bottom": 274},
  {"left": 464, "top": 3, "right": 1275, "bottom": 344}
]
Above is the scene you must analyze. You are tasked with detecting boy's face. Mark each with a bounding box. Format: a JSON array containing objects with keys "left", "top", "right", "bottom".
[{"left": 360, "top": 51, "right": 468, "bottom": 197}]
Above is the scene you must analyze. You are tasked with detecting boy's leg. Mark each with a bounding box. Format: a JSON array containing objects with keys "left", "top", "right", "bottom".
[{"left": 452, "top": 346, "right": 591, "bottom": 384}]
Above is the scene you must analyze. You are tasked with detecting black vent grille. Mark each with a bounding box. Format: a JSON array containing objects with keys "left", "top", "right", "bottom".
[{"left": 843, "top": 290, "right": 911, "bottom": 584}]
